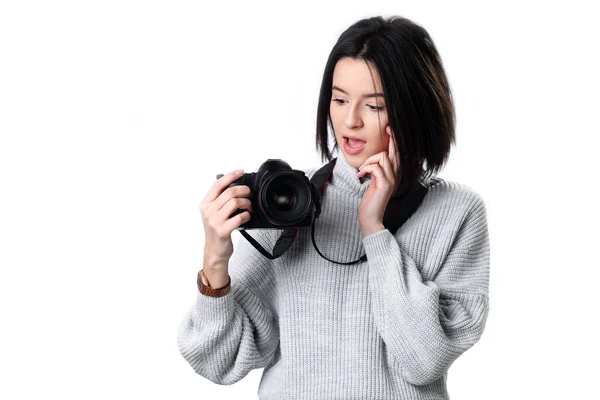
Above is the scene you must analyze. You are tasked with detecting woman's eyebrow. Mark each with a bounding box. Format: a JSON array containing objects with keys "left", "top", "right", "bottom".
[{"left": 332, "top": 85, "right": 384, "bottom": 98}]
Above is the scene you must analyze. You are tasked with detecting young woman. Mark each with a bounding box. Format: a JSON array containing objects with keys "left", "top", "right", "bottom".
[{"left": 178, "top": 15, "right": 490, "bottom": 400}]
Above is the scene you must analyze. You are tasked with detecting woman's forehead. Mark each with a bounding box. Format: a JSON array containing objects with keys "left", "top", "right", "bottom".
[{"left": 332, "top": 58, "right": 384, "bottom": 95}]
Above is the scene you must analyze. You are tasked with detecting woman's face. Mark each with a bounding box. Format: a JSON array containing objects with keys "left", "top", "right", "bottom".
[{"left": 330, "top": 57, "right": 390, "bottom": 169}]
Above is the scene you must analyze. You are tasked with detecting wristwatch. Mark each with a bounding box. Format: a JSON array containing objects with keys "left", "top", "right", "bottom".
[{"left": 197, "top": 269, "right": 231, "bottom": 297}]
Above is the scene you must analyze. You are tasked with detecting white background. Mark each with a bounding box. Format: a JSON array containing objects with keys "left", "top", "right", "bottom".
[{"left": 1, "top": 1, "right": 599, "bottom": 399}]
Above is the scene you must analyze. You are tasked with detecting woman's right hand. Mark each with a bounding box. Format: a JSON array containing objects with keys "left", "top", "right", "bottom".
[{"left": 199, "top": 169, "right": 254, "bottom": 264}]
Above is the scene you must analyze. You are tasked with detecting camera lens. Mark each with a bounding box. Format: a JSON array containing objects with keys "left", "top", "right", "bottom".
[
  {"left": 260, "top": 172, "right": 312, "bottom": 226},
  {"left": 269, "top": 183, "right": 295, "bottom": 212}
]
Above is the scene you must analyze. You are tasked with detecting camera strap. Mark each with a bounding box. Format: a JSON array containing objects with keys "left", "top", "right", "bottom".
[{"left": 239, "top": 157, "right": 438, "bottom": 264}]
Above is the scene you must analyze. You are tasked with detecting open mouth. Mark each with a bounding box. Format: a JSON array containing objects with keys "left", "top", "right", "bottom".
[
  {"left": 344, "top": 136, "right": 366, "bottom": 148},
  {"left": 343, "top": 136, "right": 366, "bottom": 154}
]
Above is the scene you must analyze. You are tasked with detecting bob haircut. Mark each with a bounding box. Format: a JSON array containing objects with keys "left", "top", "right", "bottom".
[{"left": 316, "top": 15, "right": 456, "bottom": 198}]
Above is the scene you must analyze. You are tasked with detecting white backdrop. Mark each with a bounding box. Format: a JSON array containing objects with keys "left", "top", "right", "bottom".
[{"left": 1, "top": 1, "right": 598, "bottom": 399}]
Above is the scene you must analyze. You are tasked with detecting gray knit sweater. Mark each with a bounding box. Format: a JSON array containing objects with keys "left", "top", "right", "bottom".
[{"left": 177, "top": 152, "right": 490, "bottom": 399}]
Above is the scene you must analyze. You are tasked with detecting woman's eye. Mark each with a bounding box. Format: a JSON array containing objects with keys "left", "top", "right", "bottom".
[{"left": 332, "top": 98, "right": 384, "bottom": 111}]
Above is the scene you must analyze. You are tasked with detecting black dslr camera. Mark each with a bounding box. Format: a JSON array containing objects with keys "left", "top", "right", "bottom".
[{"left": 217, "top": 159, "right": 320, "bottom": 230}]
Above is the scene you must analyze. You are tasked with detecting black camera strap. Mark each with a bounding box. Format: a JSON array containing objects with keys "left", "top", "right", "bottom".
[{"left": 239, "top": 157, "right": 437, "bottom": 264}]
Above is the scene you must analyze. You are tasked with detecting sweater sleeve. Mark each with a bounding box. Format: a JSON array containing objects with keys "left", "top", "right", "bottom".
[
  {"left": 362, "top": 191, "right": 490, "bottom": 386},
  {"left": 177, "top": 229, "right": 280, "bottom": 385}
]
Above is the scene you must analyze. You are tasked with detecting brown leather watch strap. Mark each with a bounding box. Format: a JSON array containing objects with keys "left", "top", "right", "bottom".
[{"left": 197, "top": 270, "right": 231, "bottom": 297}]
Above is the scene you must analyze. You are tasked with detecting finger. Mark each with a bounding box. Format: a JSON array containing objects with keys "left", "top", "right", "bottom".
[
  {"left": 356, "top": 164, "right": 389, "bottom": 188},
  {"left": 387, "top": 126, "right": 398, "bottom": 174},
  {"left": 210, "top": 185, "right": 252, "bottom": 215},
  {"left": 359, "top": 152, "right": 393, "bottom": 182},
  {"left": 201, "top": 169, "right": 245, "bottom": 205},
  {"left": 218, "top": 197, "right": 253, "bottom": 220},
  {"left": 387, "top": 140, "right": 397, "bottom": 180},
  {"left": 380, "top": 150, "right": 394, "bottom": 181},
  {"left": 358, "top": 152, "right": 385, "bottom": 171},
  {"left": 222, "top": 210, "right": 252, "bottom": 235},
  {"left": 387, "top": 127, "right": 394, "bottom": 163}
]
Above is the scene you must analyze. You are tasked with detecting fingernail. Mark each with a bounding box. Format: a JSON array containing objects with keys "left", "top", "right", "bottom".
[{"left": 235, "top": 169, "right": 244, "bottom": 174}]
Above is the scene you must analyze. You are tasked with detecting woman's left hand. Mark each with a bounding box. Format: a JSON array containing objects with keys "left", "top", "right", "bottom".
[{"left": 356, "top": 125, "right": 400, "bottom": 237}]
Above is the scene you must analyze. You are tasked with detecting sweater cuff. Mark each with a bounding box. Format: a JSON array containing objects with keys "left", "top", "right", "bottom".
[
  {"left": 193, "top": 289, "right": 234, "bottom": 327},
  {"left": 362, "top": 228, "right": 429, "bottom": 291},
  {"left": 361, "top": 228, "right": 395, "bottom": 266}
]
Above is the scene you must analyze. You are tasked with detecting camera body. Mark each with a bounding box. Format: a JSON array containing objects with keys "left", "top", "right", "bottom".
[{"left": 218, "top": 159, "right": 319, "bottom": 230}]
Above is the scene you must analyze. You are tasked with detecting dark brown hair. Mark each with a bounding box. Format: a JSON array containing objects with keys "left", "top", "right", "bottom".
[{"left": 316, "top": 15, "right": 456, "bottom": 197}]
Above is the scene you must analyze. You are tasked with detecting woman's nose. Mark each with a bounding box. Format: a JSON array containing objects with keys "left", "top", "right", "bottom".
[{"left": 344, "top": 106, "right": 363, "bottom": 129}]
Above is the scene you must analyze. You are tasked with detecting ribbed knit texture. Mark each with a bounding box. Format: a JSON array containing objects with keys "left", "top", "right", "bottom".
[{"left": 177, "top": 152, "right": 490, "bottom": 399}]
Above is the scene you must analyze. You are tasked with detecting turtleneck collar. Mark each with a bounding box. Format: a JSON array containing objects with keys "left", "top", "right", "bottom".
[
  {"left": 328, "top": 151, "right": 420, "bottom": 200},
  {"left": 330, "top": 151, "right": 372, "bottom": 197}
]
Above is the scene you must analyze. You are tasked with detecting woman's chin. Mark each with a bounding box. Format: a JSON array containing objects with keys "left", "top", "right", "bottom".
[{"left": 343, "top": 151, "right": 369, "bottom": 168}]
